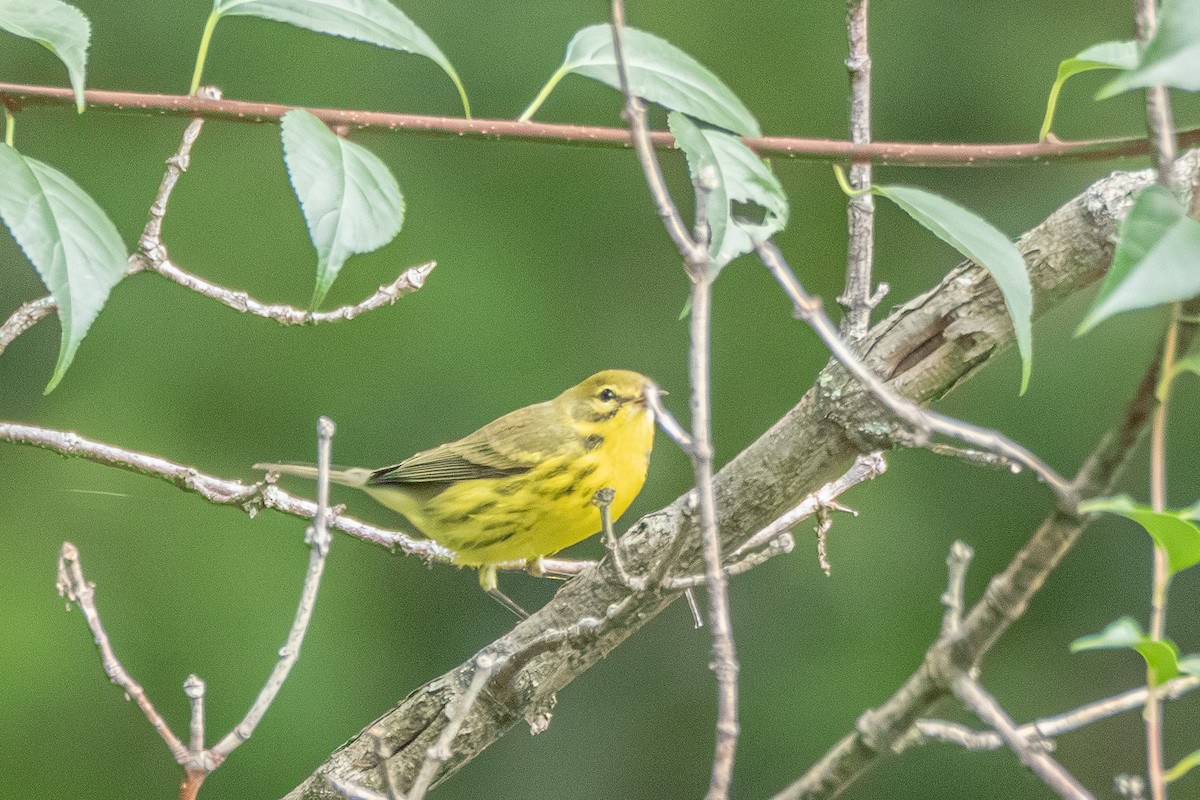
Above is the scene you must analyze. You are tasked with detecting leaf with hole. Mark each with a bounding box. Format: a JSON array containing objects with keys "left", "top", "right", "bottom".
[
  {"left": 0, "top": 145, "right": 127, "bottom": 392},
  {"left": 281, "top": 109, "right": 405, "bottom": 309},
  {"left": 1039, "top": 41, "right": 1137, "bottom": 140},
  {"left": 1071, "top": 616, "right": 1184, "bottom": 683},
  {"left": 521, "top": 23, "right": 759, "bottom": 138},
  {"left": 1077, "top": 185, "right": 1200, "bottom": 335},
  {"left": 208, "top": 0, "right": 468, "bottom": 115},
  {"left": 873, "top": 184, "right": 1033, "bottom": 393},
  {"left": 1080, "top": 495, "right": 1200, "bottom": 577},
  {"left": 669, "top": 112, "right": 787, "bottom": 273},
  {"left": 1099, "top": 0, "right": 1200, "bottom": 97},
  {"left": 0, "top": 0, "right": 90, "bottom": 112}
]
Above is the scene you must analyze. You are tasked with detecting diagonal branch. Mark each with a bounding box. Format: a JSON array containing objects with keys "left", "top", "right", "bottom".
[{"left": 278, "top": 151, "right": 1195, "bottom": 800}]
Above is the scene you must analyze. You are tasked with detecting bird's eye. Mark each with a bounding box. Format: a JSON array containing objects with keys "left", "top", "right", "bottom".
[{"left": 599, "top": 388, "right": 617, "bottom": 402}]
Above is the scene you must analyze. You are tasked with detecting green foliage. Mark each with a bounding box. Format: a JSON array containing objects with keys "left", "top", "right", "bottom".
[
  {"left": 668, "top": 112, "right": 787, "bottom": 273},
  {"left": 1039, "top": 41, "right": 1136, "bottom": 141},
  {"left": 0, "top": 144, "right": 126, "bottom": 393},
  {"left": 521, "top": 23, "right": 760, "bottom": 138},
  {"left": 1100, "top": 0, "right": 1200, "bottom": 97},
  {"left": 280, "top": 109, "right": 405, "bottom": 309},
  {"left": 1080, "top": 495, "right": 1200, "bottom": 577},
  {"left": 1070, "top": 617, "right": 1200, "bottom": 683},
  {"left": 194, "top": 0, "right": 469, "bottom": 114},
  {"left": 1167, "top": 749, "right": 1200, "bottom": 784},
  {"left": 1077, "top": 185, "right": 1200, "bottom": 335},
  {"left": 872, "top": 184, "right": 1033, "bottom": 393},
  {"left": 0, "top": 0, "right": 90, "bottom": 112}
]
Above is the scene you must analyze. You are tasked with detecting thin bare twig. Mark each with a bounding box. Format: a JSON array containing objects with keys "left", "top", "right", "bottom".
[
  {"left": 732, "top": 452, "right": 886, "bottom": 557},
  {"left": 953, "top": 674, "right": 1095, "bottom": 800},
  {"left": 838, "top": 0, "right": 885, "bottom": 344},
  {"left": 405, "top": 654, "right": 496, "bottom": 800},
  {"left": 1136, "top": 1, "right": 1177, "bottom": 192},
  {"left": 55, "top": 543, "right": 191, "bottom": 765},
  {"left": 940, "top": 540, "right": 973, "bottom": 637},
  {"left": 0, "top": 296, "right": 54, "bottom": 358},
  {"left": 908, "top": 675, "right": 1199, "bottom": 752},
  {"left": 609, "top": 4, "right": 738, "bottom": 797},
  {"left": 6, "top": 81, "right": 1200, "bottom": 167},
  {"left": 664, "top": 534, "right": 795, "bottom": 590},
  {"left": 756, "top": 239, "right": 1076, "bottom": 508},
  {"left": 212, "top": 416, "right": 335, "bottom": 758}
]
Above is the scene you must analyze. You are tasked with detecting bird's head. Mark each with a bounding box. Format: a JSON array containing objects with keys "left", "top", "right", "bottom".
[{"left": 560, "top": 369, "right": 660, "bottom": 426}]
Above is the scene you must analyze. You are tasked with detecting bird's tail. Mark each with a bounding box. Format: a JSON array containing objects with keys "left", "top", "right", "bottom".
[{"left": 253, "top": 462, "right": 374, "bottom": 488}]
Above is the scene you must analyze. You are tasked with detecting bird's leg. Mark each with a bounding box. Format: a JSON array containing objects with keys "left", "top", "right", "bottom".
[
  {"left": 486, "top": 588, "right": 530, "bottom": 620},
  {"left": 479, "top": 564, "right": 530, "bottom": 619},
  {"left": 592, "top": 488, "right": 646, "bottom": 591}
]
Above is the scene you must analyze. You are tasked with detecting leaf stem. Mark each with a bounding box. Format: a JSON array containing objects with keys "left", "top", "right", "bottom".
[
  {"left": 518, "top": 66, "right": 568, "bottom": 122},
  {"left": 189, "top": 12, "right": 221, "bottom": 96},
  {"left": 3, "top": 107, "right": 12, "bottom": 147}
]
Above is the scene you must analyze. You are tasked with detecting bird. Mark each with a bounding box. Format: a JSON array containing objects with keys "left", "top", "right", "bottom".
[{"left": 255, "top": 370, "right": 659, "bottom": 612}]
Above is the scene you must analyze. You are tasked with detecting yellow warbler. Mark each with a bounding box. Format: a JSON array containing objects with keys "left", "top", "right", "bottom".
[{"left": 256, "top": 370, "right": 658, "bottom": 596}]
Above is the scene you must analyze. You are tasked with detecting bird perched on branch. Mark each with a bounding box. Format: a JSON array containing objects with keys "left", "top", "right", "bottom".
[{"left": 256, "top": 370, "right": 660, "bottom": 614}]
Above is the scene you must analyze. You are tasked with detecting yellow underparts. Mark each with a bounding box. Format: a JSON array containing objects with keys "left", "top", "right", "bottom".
[{"left": 364, "top": 407, "right": 654, "bottom": 590}]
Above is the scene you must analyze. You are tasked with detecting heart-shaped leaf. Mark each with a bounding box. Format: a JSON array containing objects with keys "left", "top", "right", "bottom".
[
  {"left": 1077, "top": 185, "right": 1200, "bottom": 334},
  {"left": 0, "top": 0, "right": 90, "bottom": 112},
  {"left": 281, "top": 109, "right": 404, "bottom": 309},
  {"left": 0, "top": 145, "right": 127, "bottom": 392},
  {"left": 522, "top": 23, "right": 759, "bottom": 138},
  {"left": 669, "top": 111, "right": 787, "bottom": 273},
  {"left": 874, "top": 184, "right": 1033, "bottom": 393},
  {"left": 1039, "top": 41, "right": 1137, "bottom": 140},
  {"left": 205, "top": 0, "right": 468, "bottom": 114},
  {"left": 1099, "top": 0, "right": 1200, "bottom": 97}
]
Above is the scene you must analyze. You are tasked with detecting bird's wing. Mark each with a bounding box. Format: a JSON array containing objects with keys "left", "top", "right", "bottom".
[{"left": 368, "top": 401, "right": 575, "bottom": 486}]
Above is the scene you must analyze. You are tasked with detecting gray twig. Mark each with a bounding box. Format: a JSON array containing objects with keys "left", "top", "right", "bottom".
[
  {"left": 953, "top": 675, "right": 1095, "bottom": 800},
  {"left": 405, "top": 655, "right": 496, "bottom": 800},
  {"left": 609, "top": 3, "right": 739, "bottom": 798},
  {"left": 837, "top": 0, "right": 883, "bottom": 344},
  {"left": 594, "top": 488, "right": 645, "bottom": 590},
  {"left": 665, "top": 534, "right": 795, "bottom": 590},
  {"left": 907, "top": 675, "right": 1199, "bottom": 753},
  {"left": 940, "top": 541, "right": 973, "bottom": 637},
  {"left": 756, "top": 239, "right": 1076, "bottom": 508}
]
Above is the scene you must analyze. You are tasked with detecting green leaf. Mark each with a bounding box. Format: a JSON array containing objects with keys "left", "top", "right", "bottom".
[
  {"left": 1039, "top": 41, "right": 1137, "bottom": 141},
  {"left": 1099, "top": 0, "right": 1200, "bottom": 98},
  {"left": 0, "top": 145, "right": 127, "bottom": 392},
  {"left": 1166, "top": 749, "right": 1200, "bottom": 785},
  {"left": 1172, "top": 352, "right": 1200, "bottom": 382},
  {"left": 874, "top": 184, "right": 1033, "bottom": 393},
  {"left": 668, "top": 112, "right": 788, "bottom": 273},
  {"left": 0, "top": 0, "right": 90, "bottom": 112},
  {"left": 1179, "top": 654, "right": 1200, "bottom": 677},
  {"left": 523, "top": 24, "right": 760, "bottom": 138},
  {"left": 1077, "top": 186, "right": 1200, "bottom": 334},
  {"left": 281, "top": 109, "right": 404, "bottom": 309},
  {"left": 210, "top": 0, "right": 468, "bottom": 116},
  {"left": 1080, "top": 495, "right": 1200, "bottom": 576},
  {"left": 1071, "top": 616, "right": 1183, "bottom": 682}
]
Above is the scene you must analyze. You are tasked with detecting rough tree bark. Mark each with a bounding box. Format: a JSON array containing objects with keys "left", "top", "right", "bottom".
[{"left": 285, "top": 151, "right": 1198, "bottom": 800}]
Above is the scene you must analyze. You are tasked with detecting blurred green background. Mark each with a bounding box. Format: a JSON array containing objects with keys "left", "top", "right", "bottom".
[{"left": 2, "top": 1, "right": 1198, "bottom": 798}]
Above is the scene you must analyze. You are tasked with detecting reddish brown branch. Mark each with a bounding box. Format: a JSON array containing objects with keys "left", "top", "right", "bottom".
[{"left": 3, "top": 82, "right": 1199, "bottom": 167}]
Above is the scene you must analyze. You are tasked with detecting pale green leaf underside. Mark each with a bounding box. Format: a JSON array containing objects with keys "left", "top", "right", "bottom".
[
  {"left": 669, "top": 111, "right": 786, "bottom": 273},
  {"left": 1100, "top": 0, "right": 1200, "bottom": 97},
  {"left": 874, "top": 184, "right": 1033, "bottom": 393},
  {"left": 1077, "top": 185, "right": 1200, "bottom": 334},
  {"left": 0, "top": 145, "right": 127, "bottom": 392},
  {"left": 1039, "top": 41, "right": 1136, "bottom": 140},
  {"left": 1071, "top": 616, "right": 1184, "bottom": 682},
  {"left": 211, "top": 0, "right": 467, "bottom": 115},
  {"left": 555, "top": 24, "right": 760, "bottom": 138},
  {"left": 281, "top": 109, "right": 404, "bottom": 309},
  {"left": 1080, "top": 495, "right": 1200, "bottom": 576},
  {"left": 0, "top": 0, "right": 90, "bottom": 112}
]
